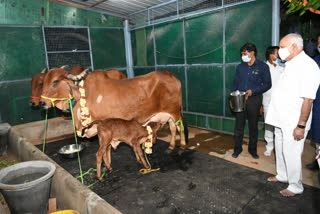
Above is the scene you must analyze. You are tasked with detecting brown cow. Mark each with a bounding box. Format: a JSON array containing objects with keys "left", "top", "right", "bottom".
[
  {"left": 95, "top": 119, "right": 161, "bottom": 180},
  {"left": 30, "top": 65, "right": 84, "bottom": 107},
  {"left": 30, "top": 66, "right": 126, "bottom": 107},
  {"left": 39, "top": 68, "right": 187, "bottom": 153}
]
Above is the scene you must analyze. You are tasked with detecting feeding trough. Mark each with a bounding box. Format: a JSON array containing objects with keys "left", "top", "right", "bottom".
[
  {"left": 0, "top": 160, "right": 56, "bottom": 214},
  {"left": 58, "top": 144, "right": 85, "bottom": 159}
]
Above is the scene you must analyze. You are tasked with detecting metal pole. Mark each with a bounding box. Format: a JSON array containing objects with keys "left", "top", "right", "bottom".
[
  {"left": 41, "top": 26, "right": 50, "bottom": 70},
  {"left": 124, "top": 20, "right": 134, "bottom": 78},
  {"left": 272, "top": 0, "right": 280, "bottom": 45},
  {"left": 87, "top": 27, "right": 95, "bottom": 71}
]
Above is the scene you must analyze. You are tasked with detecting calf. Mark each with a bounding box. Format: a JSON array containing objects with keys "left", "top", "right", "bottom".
[{"left": 95, "top": 119, "right": 161, "bottom": 180}]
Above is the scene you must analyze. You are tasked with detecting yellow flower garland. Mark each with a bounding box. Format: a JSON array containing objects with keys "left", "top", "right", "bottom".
[{"left": 77, "top": 80, "right": 92, "bottom": 137}]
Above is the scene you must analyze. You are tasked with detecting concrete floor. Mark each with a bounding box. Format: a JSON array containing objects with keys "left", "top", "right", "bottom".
[{"left": 157, "top": 125, "right": 320, "bottom": 189}]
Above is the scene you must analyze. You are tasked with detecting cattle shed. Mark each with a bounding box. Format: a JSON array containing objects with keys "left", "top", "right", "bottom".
[
  {"left": 0, "top": 0, "right": 274, "bottom": 137},
  {"left": 3, "top": 1, "right": 320, "bottom": 214}
]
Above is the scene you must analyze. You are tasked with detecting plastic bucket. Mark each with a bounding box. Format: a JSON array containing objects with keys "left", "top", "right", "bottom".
[
  {"left": 230, "top": 91, "right": 246, "bottom": 112},
  {"left": 0, "top": 160, "right": 56, "bottom": 214}
]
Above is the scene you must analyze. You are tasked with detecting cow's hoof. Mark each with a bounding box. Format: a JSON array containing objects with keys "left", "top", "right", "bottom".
[
  {"left": 177, "top": 148, "right": 185, "bottom": 156},
  {"left": 165, "top": 148, "right": 174, "bottom": 154},
  {"left": 97, "top": 176, "right": 103, "bottom": 181}
]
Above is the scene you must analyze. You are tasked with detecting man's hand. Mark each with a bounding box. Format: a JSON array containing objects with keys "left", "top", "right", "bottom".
[
  {"left": 229, "top": 100, "right": 233, "bottom": 109},
  {"left": 260, "top": 106, "right": 264, "bottom": 116},
  {"left": 293, "top": 127, "right": 305, "bottom": 141},
  {"left": 245, "top": 89, "right": 252, "bottom": 100}
]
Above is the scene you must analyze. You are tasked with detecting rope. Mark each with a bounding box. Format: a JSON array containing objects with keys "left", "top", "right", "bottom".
[
  {"left": 41, "top": 95, "right": 72, "bottom": 107},
  {"left": 139, "top": 151, "right": 160, "bottom": 174},
  {"left": 139, "top": 126, "right": 160, "bottom": 174},
  {"left": 30, "top": 96, "right": 41, "bottom": 99},
  {"left": 42, "top": 108, "right": 48, "bottom": 153},
  {"left": 175, "top": 118, "right": 184, "bottom": 140},
  {"left": 68, "top": 97, "right": 84, "bottom": 184},
  {"left": 156, "top": 45, "right": 223, "bottom": 59},
  {"left": 76, "top": 168, "right": 106, "bottom": 188}
]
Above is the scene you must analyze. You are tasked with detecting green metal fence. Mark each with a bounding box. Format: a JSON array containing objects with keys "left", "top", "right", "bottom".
[
  {"left": 131, "top": 0, "right": 272, "bottom": 138},
  {"left": 0, "top": 0, "right": 126, "bottom": 125}
]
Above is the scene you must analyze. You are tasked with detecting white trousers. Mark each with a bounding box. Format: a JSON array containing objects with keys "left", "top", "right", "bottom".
[
  {"left": 264, "top": 106, "right": 274, "bottom": 151},
  {"left": 274, "top": 127, "right": 307, "bottom": 194}
]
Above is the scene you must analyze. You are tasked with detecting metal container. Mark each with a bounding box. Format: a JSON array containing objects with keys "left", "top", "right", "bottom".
[
  {"left": 58, "top": 144, "right": 85, "bottom": 159},
  {"left": 230, "top": 91, "right": 246, "bottom": 112}
]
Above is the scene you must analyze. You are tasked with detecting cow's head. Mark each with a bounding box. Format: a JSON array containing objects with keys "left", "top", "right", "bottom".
[
  {"left": 30, "top": 68, "right": 47, "bottom": 107},
  {"left": 39, "top": 67, "right": 89, "bottom": 110}
]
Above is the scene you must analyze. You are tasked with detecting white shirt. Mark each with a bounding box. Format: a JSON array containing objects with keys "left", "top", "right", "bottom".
[
  {"left": 263, "top": 61, "right": 284, "bottom": 107},
  {"left": 265, "top": 51, "right": 320, "bottom": 131}
]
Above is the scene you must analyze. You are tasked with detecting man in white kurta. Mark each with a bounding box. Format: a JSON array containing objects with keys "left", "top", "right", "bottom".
[
  {"left": 265, "top": 33, "right": 320, "bottom": 197},
  {"left": 263, "top": 47, "right": 284, "bottom": 156}
]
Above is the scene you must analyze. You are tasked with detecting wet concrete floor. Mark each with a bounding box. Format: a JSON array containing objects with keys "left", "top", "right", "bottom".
[{"left": 37, "top": 136, "right": 320, "bottom": 214}]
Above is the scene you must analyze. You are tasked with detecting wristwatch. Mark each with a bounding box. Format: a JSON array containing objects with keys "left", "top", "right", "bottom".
[{"left": 297, "top": 124, "right": 305, "bottom": 129}]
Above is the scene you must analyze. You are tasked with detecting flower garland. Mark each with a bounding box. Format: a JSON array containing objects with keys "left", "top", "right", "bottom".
[
  {"left": 76, "top": 80, "right": 92, "bottom": 137},
  {"left": 144, "top": 125, "right": 153, "bottom": 154}
]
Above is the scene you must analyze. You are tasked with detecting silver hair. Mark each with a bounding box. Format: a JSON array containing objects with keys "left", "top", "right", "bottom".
[{"left": 286, "top": 33, "right": 303, "bottom": 50}]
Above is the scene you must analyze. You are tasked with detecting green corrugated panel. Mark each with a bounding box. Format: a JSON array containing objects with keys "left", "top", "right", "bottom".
[
  {"left": 42, "top": 1, "right": 86, "bottom": 26},
  {"left": 2, "top": 0, "right": 41, "bottom": 25},
  {"left": 0, "top": 0, "right": 6, "bottom": 24},
  {"left": 87, "top": 11, "right": 123, "bottom": 27},
  {"left": 222, "top": 118, "right": 234, "bottom": 133},
  {"left": 187, "top": 66, "right": 223, "bottom": 115},
  {"left": 185, "top": 11, "right": 223, "bottom": 64},
  {"left": 90, "top": 28, "right": 126, "bottom": 69},
  {"left": 184, "top": 113, "right": 196, "bottom": 127},
  {"left": 208, "top": 117, "right": 222, "bottom": 131},
  {"left": 131, "top": 27, "right": 154, "bottom": 66},
  {"left": 225, "top": 65, "right": 237, "bottom": 117},
  {"left": 225, "top": 0, "right": 272, "bottom": 63},
  {"left": 0, "top": 27, "right": 46, "bottom": 80},
  {"left": 162, "top": 66, "right": 186, "bottom": 110},
  {"left": 195, "top": 114, "right": 206, "bottom": 128},
  {"left": 0, "top": 81, "right": 48, "bottom": 125},
  {"left": 133, "top": 67, "right": 156, "bottom": 76},
  {"left": 155, "top": 21, "right": 184, "bottom": 65}
]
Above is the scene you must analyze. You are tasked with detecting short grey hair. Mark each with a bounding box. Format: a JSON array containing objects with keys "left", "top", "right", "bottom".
[{"left": 286, "top": 33, "right": 303, "bottom": 50}]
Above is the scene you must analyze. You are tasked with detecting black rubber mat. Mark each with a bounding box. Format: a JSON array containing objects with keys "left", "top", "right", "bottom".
[{"left": 37, "top": 138, "right": 320, "bottom": 214}]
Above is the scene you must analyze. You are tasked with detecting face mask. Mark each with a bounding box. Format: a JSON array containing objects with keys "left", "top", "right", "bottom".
[
  {"left": 273, "top": 58, "right": 280, "bottom": 65},
  {"left": 278, "top": 45, "right": 292, "bottom": 60},
  {"left": 318, "top": 47, "right": 320, "bottom": 53},
  {"left": 242, "top": 55, "right": 251, "bottom": 62}
]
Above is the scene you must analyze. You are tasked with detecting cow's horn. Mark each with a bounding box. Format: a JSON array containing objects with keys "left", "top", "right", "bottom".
[
  {"left": 41, "top": 68, "right": 47, "bottom": 73},
  {"left": 66, "top": 68, "right": 89, "bottom": 81},
  {"left": 60, "top": 65, "right": 67, "bottom": 69}
]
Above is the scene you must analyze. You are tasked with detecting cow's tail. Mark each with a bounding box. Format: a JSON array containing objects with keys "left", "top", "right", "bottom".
[{"left": 180, "top": 104, "right": 189, "bottom": 145}]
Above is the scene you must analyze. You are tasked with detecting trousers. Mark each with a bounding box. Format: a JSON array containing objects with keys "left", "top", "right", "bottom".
[
  {"left": 234, "top": 95, "right": 262, "bottom": 155},
  {"left": 264, "top": 106, "right": 274, "bottom": 151},
  {"left": 274, "top": 127, "right": 308, "bottom": 194}
]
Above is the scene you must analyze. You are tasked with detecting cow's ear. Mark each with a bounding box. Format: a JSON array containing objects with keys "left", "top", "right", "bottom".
[
  {"left": 56, "top": 100, "right": 69, "bottom": 111},
  {"left": 66, "top": 80, "right": 80, "bottom": 101}
]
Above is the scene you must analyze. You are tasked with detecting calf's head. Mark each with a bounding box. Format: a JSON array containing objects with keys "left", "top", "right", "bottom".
[{"left": 30, "top": 68, "right": 47, "bottom": 107}]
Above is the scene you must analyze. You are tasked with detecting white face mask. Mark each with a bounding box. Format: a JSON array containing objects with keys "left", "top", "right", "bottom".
[
  {"left": 242, "top": 55, "right": 251, "bottom": 62},
  {"left": 278, "top": 44, "right": 292, "bottom": 60}
]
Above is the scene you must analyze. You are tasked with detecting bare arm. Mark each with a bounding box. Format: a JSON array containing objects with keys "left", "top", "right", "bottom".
[{"left": 293, "top": 98, "right": 314, "bottom": 141}]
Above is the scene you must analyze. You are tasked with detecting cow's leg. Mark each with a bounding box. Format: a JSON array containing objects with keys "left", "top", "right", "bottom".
[
  {"left": 176, "top": 119, "right": 187, "bottom": 150},
  {"left": 135, "top": 143, "right": 149, "bottom": 169},
  {"left": 132, "top": 145, "right": 142, "bottom": 164},
  {"left": 96, "top": 137, "right": 109, "bottom": 180},
  {"left": 104, "top": 144, "right": 112, "bottom": 171},
  {"left": 167, "top": 119, "right": 177, "bottom": 152}
]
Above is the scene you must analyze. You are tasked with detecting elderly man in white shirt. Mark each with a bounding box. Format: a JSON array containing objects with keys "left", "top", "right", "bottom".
[
  {"left": 265, "top": 33, "right": 320, "bottom": 197},
  {"left": 262, "top": 46, "right": 284, "bottom": 156}
]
